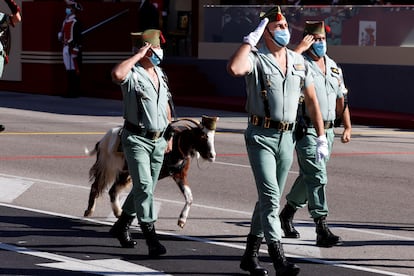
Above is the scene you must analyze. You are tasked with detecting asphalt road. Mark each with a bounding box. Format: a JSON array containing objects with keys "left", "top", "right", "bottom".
[{"left": 0, "top": 91, "right": 413, "bottom": 276}]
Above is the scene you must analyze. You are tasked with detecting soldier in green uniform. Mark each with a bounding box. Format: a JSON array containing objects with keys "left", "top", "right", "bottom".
[
  {"left": 0, "top": 0, "right": 21, "bottom": 132},
  {"left": 109, "top": 29, "right": 173, "bottom": 258},
  {"left": 279, "top": 21, "right": 352, "bottom": 248},
  {"left": 227, "top": 6, "right": 328, "bottom": 276}
]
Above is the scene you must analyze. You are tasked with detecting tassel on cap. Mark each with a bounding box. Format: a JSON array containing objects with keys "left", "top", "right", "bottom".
[{"left": 259, "top": 5, "right": 286, "bottom": 23}]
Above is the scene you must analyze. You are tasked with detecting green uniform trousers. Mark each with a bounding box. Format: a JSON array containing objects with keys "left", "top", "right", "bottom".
[
  {"left": 121, "top": 129, "right": 167, "bottom": 223},
  {"left": 245, "top": 125, "right": 295, "bottom": 242},
  {"left": 286, "top": 128, "right": 334, "bottom": 218}
]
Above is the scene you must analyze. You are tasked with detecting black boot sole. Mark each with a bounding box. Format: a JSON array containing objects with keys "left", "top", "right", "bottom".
[{"left": 240, "top": 263, "right": 269, "bottom": 276}]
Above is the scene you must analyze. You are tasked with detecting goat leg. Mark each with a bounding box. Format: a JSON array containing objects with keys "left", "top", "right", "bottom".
[
  {"left": 173, "top": 160, "right": 192, "bottom": 228},
  {"left": 84, "top": 180, "right": 99, "bottom": 217},
  {"left": 178, "top": 184, "right": 193, "bottom": 228},
  {"left": 109, "top": 171, "right": 131, "bottom": 218}
]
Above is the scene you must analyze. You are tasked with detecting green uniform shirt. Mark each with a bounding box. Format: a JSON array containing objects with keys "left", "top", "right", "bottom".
[
  {"left": 245, "top": 46, "right": 314, "bottom": 122},
  {"left": 303, "top": 54, "right": 344, "bottom": 121},
  {"left": 120, "top": 64, "right": 170, "bottom": 132}
]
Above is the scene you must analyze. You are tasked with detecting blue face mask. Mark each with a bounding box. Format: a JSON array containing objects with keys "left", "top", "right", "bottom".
[
  {"left": 273, "top": 29, "right": 291, "bottom": 47},
  {"left": 312, "top": 41, "right": 327, "bottom": 57},
  {"left": 149, "top": 48, "right": 163, "bottom": 66},
  {"left": 65, "top": 8, "right": 72, "bottom": 16}
]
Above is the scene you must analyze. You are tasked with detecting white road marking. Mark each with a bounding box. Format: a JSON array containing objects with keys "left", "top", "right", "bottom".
[
  {"left": 0, "top": 172, "right": 412, "bottom": 276},
  {"left": 214, "top": 160, "right": 300, "bottom": 175},
  {"left": 0, "top": 202, "right": 410, "bottom": 276},
  {"left": 345, "top": 227, "right": 414, "bottom": 240},
  {"left": 1, "top": 172, "right": 411, "bottom": 240},
  {"left": 214, "top": 161, "right": 250, "bottom": 168},
  {"left": 0, "top": 176, "right": 33, "bottom": 202},
  {"left": 0, "top": 242, "right": 172, "bottom": 276},
  {"left": 0, "top": 173, "right": 90, "bottom": 190}
]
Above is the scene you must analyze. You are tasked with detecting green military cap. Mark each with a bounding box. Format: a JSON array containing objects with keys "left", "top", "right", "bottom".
[
  {"left": 131, "top": 29, "right": 166, "bottom": 48},
  {"left": 259, "top": 5, "right": 286, "bottom": 23},
  {"left": 303, "top": 21, "right": 326, "bottom": 36}
]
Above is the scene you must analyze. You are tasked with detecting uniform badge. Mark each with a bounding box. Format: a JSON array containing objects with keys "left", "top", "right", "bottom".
[
  {"left": 293, "top": 64, "right": 305, "bottom": 71},
  {"left": 331, "top": 67, "right": 340, "bottom": 74}
]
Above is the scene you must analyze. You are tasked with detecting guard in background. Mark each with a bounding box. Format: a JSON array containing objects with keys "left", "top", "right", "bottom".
[
  {"left": 58, "top": 0, "right": 83, "bottom": 98},
  {"left": 109, "top": 29, "right": 173, "bottom": 258},
  {"left": 0, "top": 0, "right": 21, "bottom": 132},
  {"left": 280, "top": 21, "right": 352, "bottom": 248},
  {"left": 227, "top": 6, "right": 328, "bottom": 276}
]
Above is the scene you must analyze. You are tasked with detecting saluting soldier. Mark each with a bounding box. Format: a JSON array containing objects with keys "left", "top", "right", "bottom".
[
  {"left": 2, "top": 0, "right": 20, "bottom": 26},
  {"left": 280, "top": 21, "right": 352, "bottom": 248},
  {"left": 227, "top": 6, "right": 328, "bottom": 276},
  {"left": 0, "top": 0, "right": 21, "bottom": 132},
  {"left": 58, "top": 0, "right": 82, "bottom": 98},
  {"left": 109, "top": 29, "right": 173, "bottom": 258}
]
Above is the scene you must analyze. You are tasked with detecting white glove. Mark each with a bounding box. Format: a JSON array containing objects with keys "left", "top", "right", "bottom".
[
  {"left": 316, "top": 135, "right": 329, "bottom": 163},
  {"left": 243, "top": 18, "right": 269, "bottom": 47}
]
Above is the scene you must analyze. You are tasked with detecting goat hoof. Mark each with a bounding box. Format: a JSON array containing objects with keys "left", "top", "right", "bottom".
[
  {"left": 84, "top": 210, "right": 92, "bottom": 217},
  {"left": 177, "top": 220, "right": 185, "bottom": 228}
]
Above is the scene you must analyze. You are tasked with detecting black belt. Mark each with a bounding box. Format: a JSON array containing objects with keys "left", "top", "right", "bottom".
[
  {"left": 250, "top": 115, "right": 294, "bottom": 131},
  {"left": 124, "top": 121, "right": 164, "bottom": 140},
  {"left": 307, "top": 121, "right": 334, "bottom": 129}
]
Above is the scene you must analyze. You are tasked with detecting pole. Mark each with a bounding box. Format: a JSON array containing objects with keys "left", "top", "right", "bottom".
[{"left": 81, "top": 9, "right": 129, "bottom": 36}]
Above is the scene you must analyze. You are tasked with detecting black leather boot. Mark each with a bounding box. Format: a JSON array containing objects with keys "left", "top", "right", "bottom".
[
  {"left": 279, "top": 204, "right": 300, "bottom": 238},
  {"left": 0, "top": 124, "right": 4, "bottom": 132},
  {"left": 240, "top": 234, "right": 268, "bottom": 276},
  {"left": 140, "top": 222, "right": 166, "bottom": 257},
  {"left": 109, "top": 212, "right": 137, "bottom": 248},
  {"left": 315, "top": 216, "right": 343, "bottom": 247},
  {"left": 268, "top": 241, "right": 300, "bottom": 276}
]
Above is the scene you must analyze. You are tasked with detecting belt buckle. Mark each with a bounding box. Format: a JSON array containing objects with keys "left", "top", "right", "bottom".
[
  {"left": 279, "top": 122, "right": 289, "bottom": 131},
  {"left": 263, "top": 117, "right": 271, "bottom": 128},
  {"left": 251, "top": 115, "right": 259, "bottom": 126}
]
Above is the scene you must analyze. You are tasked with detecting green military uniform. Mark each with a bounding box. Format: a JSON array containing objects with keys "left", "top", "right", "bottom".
[
  {"left": 286, "top": 53, "right": 344, "bottom": 218},
  {"left": 110, "top": 29, "right": 170, "bottom": 257},
  {"left": 0, "top": 12, "right": 7, "bottom": 77},
  {"left": 245, "top": 45, "right": 314, "bottom": 242},
  {"left": 120, "top": 63, "right": 170, "bottom": 223}
]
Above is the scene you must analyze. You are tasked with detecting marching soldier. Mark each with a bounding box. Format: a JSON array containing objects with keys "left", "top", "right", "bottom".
[
  {"left": 58, "top": 0, "right": 83, "bottom": 98},
  {"left": 109, "top": 29, "right": 173, "bottom": 258},
  {"left": 280, "top": 21, "right": 352, "bottom": 248},
  {"left": 0, "top": 0, "right": 21, "bottom": 132},
  {"left": 227, "top": 6, "right": 327, "bottom": 276}
]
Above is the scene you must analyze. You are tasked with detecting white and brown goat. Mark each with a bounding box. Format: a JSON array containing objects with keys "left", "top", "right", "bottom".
[{"left": 84, "top": 116, "right": 218, "bottom": 228}]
